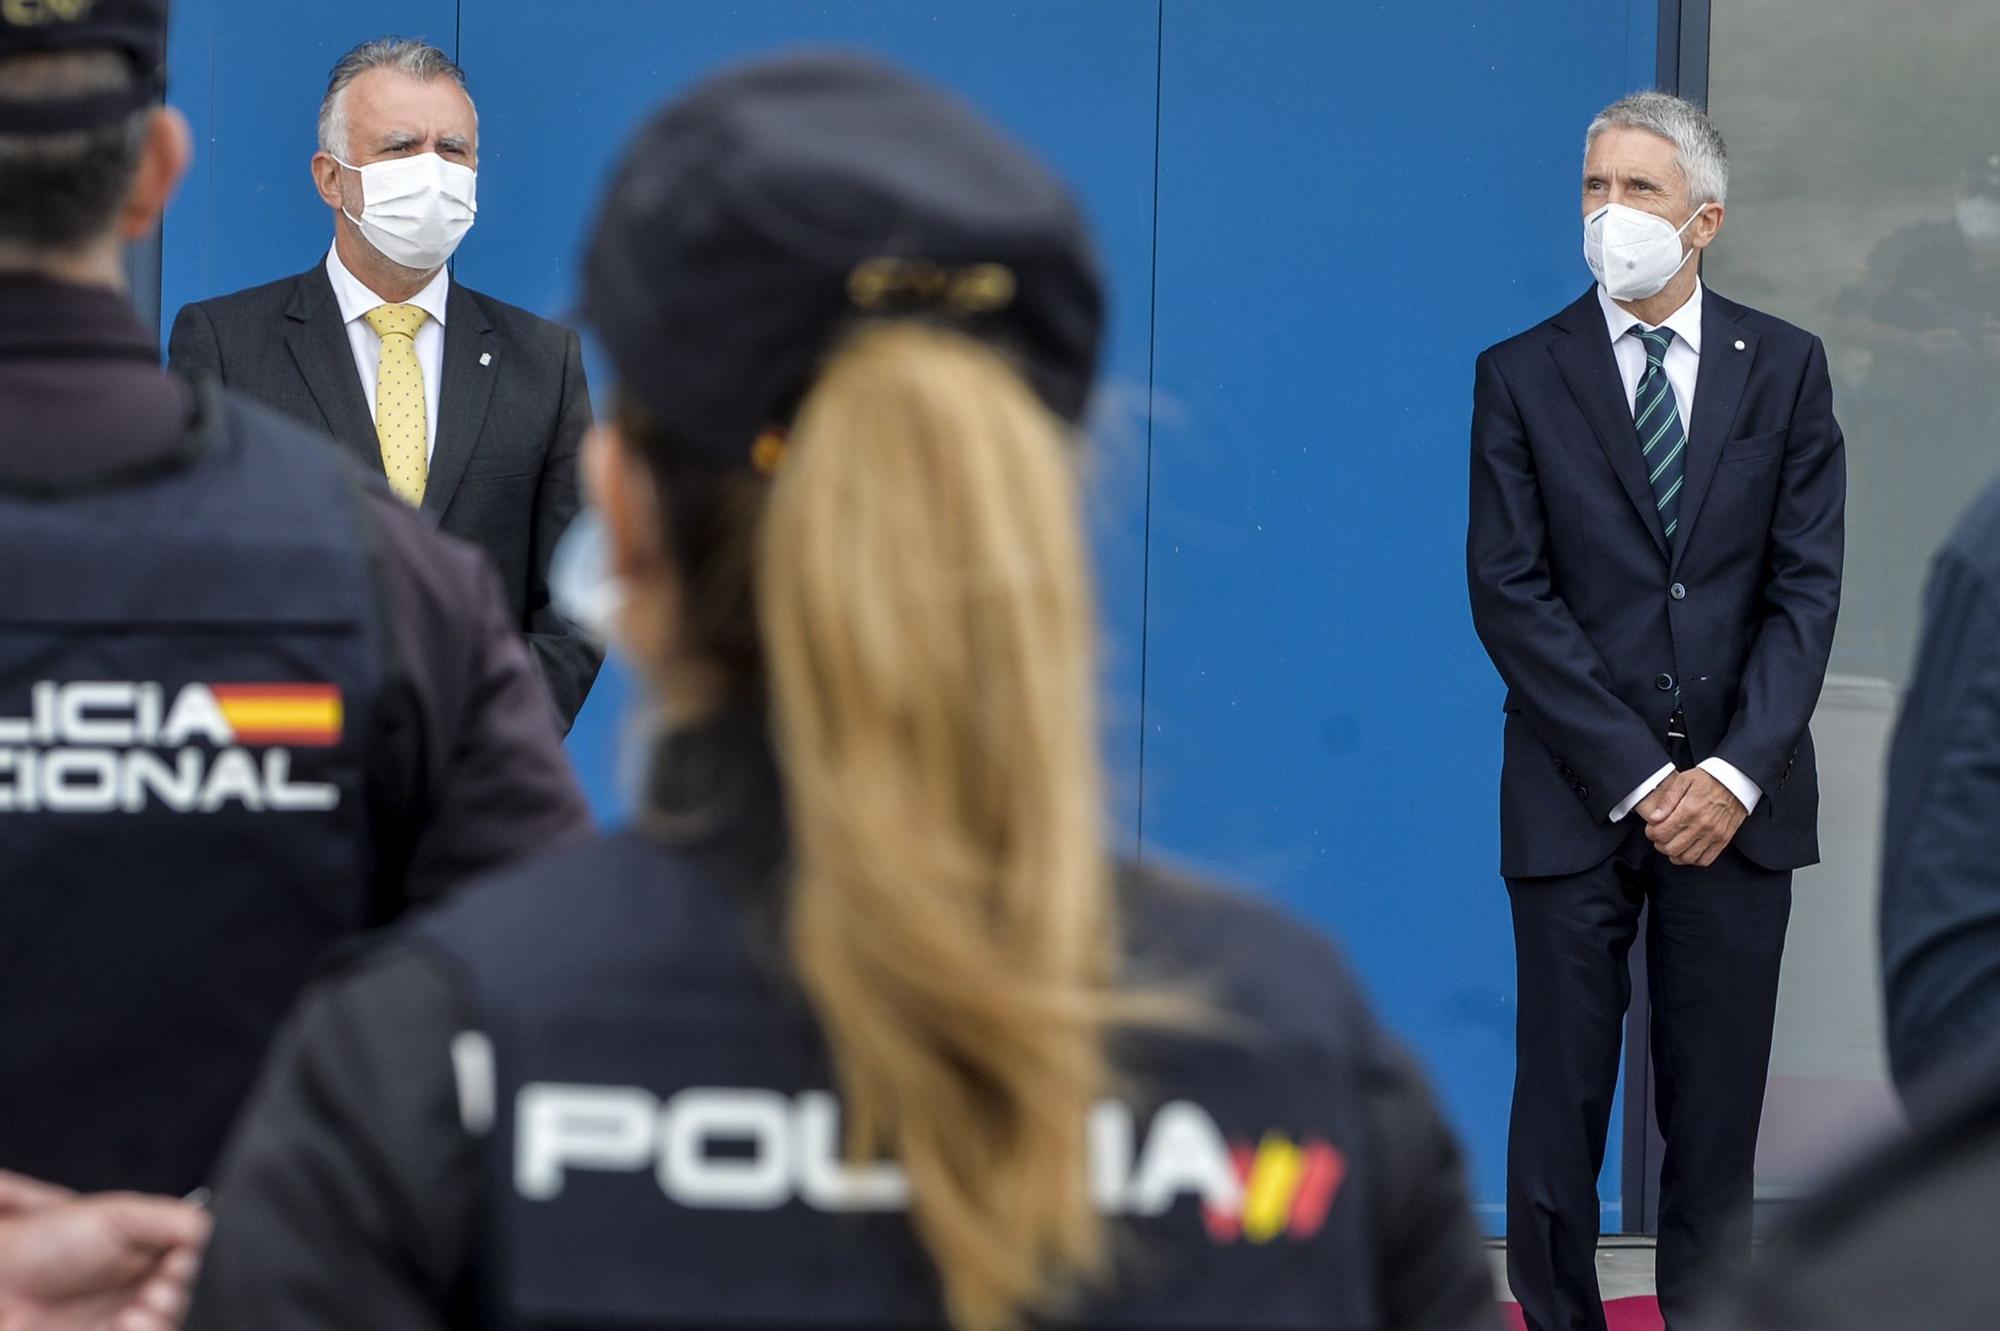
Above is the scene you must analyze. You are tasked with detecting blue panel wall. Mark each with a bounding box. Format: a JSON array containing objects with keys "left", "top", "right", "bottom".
[
  {"left": 1142, "top": 0, "right": 1657, "bottom": 1228},
  {"left": 160, "top": 1, "right": 1659, "bottom": 1229}
]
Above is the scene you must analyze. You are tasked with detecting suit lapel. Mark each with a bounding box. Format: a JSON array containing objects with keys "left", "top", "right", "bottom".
[
  {"left": 1672, "top": 292, "right": 1755, "bottom": 569},
  {"left": 420, "top": 282, "right": 496, "bottom": 526},
  {"left": 282, "top": 266, "right": 382, "bottom": 474},
  {"left": 1546, "top": 290, "right": 1670, "bottom": 560}
]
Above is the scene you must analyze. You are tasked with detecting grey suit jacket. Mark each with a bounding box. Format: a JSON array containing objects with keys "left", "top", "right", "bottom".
[{"left": 168, "top": 263, "right": 601, "bottom": 730}]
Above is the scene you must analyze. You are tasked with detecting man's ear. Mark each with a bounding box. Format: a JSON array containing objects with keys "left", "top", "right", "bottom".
[
  {"left": 115, "top": 106, "right": 191, "bottom": 241},
  {"left": 585, "top": 423, "right": 664, "bottom": 584},
  {"left": 1688, "top": 200, "right": 1725, "bottom": 252},
  {"left": 311, "top": 151, "right": 345, "bottom": 211}
]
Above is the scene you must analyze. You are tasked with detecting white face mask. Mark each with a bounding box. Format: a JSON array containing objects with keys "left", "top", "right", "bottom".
[
  {"left": 334, "top": 151, "right": 478, "bottom": 271},
  {"left": 1958, "top": 197, "right": 2000, "bottom": 255},
  {"left": 1584, "top": 203, "right": 1703, "bottom": 301},
  {"left": 549, "top": 508, "right": 622, "bottom": 649}
]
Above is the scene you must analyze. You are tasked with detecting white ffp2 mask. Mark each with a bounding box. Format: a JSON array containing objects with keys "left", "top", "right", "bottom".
[
  {"left": 335, "top": 151, "right": 478, "bottom": 271},
  {"left": 1958, "top": 197, "right": 2000, "bottom": 254},
  {"left": 549, "top": 508, "right": 621, "bottom": 648},
  {"left": 1584, "top": 203, "right": 1702, "bottom": 301}
]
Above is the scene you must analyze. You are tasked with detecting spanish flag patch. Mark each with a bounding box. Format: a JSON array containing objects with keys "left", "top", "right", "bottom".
[{"left": 208, "top": 684, "right": 344, "bottom": 748}]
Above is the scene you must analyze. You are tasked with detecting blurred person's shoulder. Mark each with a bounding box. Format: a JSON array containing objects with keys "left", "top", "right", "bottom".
[
  {"left": 1935, "top": 471, "right": 2000, "bottom": 589},
  {"left": 1116, "top": 859, "right": 1379, "bottom": 1043},
  {"left": 407, "top": 828, "right": 758, "bottom": 979},
  {"left": 1701, "top": 1046, "right": 2000, "bottom": 1331}
]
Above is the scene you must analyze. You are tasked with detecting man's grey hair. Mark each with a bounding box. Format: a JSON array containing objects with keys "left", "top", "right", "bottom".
[
  {"left": 0, "top": 51, "right": 149, "bottom": 261},
  {"left": 1586, "top": 91, "right": 1729, "bottom": 207},
  {"left": 317, "top": 36, "right": 473, "bottom": 161}
]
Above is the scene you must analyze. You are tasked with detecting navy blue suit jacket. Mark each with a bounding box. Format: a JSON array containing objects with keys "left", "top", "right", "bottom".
[{"left": 1467, "top": 286, "right": 1844, "bottom": 879}]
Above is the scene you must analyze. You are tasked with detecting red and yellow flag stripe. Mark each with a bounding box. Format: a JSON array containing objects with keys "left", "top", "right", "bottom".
[
  {"left": 1204, "top": 1136, "right": 1347, "bottom": 1244},
  {"left": 210, "top": 684, "right": 344, "bottom": 747}
]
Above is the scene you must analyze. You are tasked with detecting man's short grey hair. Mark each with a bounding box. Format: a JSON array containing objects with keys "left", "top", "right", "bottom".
[
  {"left": 0, "top": 52, "right": 149, "bottom": 260},
  {"left": 317, "top": 36, "right": 473, "bottom": 161},
  {"left": 1586, "top": 91, "right": 1729, "bottom": 207}
]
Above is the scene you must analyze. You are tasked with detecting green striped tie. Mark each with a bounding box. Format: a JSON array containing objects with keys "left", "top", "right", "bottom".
[{"left": 1632, "top": 325, "right": 1686, "bottom": 542}]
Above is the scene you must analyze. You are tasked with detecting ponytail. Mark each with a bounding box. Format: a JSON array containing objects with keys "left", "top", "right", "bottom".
[{"left": 759, "top": 322, "right": 1115, "bottom": 1330}]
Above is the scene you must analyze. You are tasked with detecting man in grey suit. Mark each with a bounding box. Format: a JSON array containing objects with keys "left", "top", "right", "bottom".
[{"left": 169, "top": 36, "right": 600, "bottom": 730}]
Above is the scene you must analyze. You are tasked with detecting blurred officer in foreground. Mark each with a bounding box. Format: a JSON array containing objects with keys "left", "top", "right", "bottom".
[
  {"left": 1880, "top": 473, "right": 2000, "bottom": 1094},
  {"left": 185, "top": 53, "right": 1498, "bottom": 1331},
  {"left": 1692, "top": 1038, "right": 2000, "bottom": 1331},
  {"left": 1694, "top": 476, "right": 2000, "bottom": 1329},
  {"left": 0, "top": 0, "right": 590, "bottom": 1199},
  {"left": 0, "top": 1171, "right": 208, "bottom": 1331}
]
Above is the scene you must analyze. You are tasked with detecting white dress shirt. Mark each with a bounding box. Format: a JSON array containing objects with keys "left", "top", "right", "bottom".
[
  {"left": 325, "top": 245, "right": 449, "bottom": 460},
  {"left": 1595, "top": 281, "right": 1763, "bottom": 823}
]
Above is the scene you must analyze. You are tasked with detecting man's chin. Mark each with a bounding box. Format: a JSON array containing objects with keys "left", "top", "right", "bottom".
[{"left": 337, "top": 222, "right": 438, "bottom": 281}]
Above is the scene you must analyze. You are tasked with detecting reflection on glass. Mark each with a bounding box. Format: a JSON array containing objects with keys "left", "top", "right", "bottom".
[{"left": 1704, "top": 0, "right": 2000, "bottom": 1199}]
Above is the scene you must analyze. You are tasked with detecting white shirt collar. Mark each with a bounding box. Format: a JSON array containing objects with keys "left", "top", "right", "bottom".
[
  {"left": 1597, "top": 278, "right": 1703, "bottom": 355},
  {"left": 325, "top": 244, "right": 451, "bottom": 328}
]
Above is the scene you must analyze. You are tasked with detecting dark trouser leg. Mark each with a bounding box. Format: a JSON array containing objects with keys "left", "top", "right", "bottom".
[
  {"left": 1646, "top": 848, "right": 1791, "bottom": 1324},
  {"left": 1507, "top": 837, "right": 1646, "bottom": 1331}
]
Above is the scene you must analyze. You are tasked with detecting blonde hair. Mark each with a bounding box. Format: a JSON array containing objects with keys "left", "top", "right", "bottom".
[{"left": 758, "top": 322, "right": 1116, "bottom": 1329}]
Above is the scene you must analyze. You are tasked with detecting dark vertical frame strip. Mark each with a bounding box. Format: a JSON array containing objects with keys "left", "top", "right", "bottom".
[
  {"left": 127, "top": 225, "right": 164, "bottom": 340},
  {"left": 1656, "top": 0, "right": 1712, "bottom": 103},
  {"left": 1133, "top": 0, "right": 1164, "bottom": 862},
  {"left": 1677, "top": 0, "right": 1710, "bottom": 106}
]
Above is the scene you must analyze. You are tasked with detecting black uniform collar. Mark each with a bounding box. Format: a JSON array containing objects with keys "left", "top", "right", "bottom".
[
  {"left": 640, "top": 702, "right": 790, "bottom": 880},
  {"left": 0, "top": 275, "right": 161, "bottom": 363},
  {"left": 0, "top": 276, "right": 196, "bottom": 492},
  {"left": 638, "top": 702, "right": 795, "bottom": 977}
]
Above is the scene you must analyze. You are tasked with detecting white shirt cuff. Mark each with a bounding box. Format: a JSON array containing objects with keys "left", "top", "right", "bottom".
[
  {"left": 1698, "top": 757, "right": 1763, "bottom": 815},
  {"left": 1610, "top": 763, "right": 1676, "bottom": 824}
]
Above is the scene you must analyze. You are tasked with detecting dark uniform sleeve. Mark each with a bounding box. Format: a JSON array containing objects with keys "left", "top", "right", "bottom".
[
  {"left": 1881, "top": 537, "right": 2000, "bottom": 1091},
  {"left": 183, "top": 947, "right": 476, "bottom": 1331},
  {"left": 165, "top": 302, "right": 223, "bottom": 377},
  {"left": 364, "top": 491, "right": 594, "bottom": 908},
  {"left": 1361, "top": 1028, "right": 1502, "bottom": 1331}
]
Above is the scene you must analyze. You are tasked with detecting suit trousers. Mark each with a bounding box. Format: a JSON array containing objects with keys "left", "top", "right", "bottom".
[{"left": 1505, "top": 819, "right": 1791, "bottom": 1331}]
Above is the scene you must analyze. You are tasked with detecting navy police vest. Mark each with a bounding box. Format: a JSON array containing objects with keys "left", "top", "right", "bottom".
[
  {"left": 421, "top": 831, "right": 1383, "bottom": 1328},
  {"left": 0, "top": 375, "right": 384, "bottom": 1194}
]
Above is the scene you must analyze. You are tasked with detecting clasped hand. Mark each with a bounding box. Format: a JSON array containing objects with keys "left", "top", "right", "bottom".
[
  {"left": 1636, "top": 768, "right": 1746, "bottom": 867},
  {"left": 0, "top": 1171, "right": 208, "bottom": 1331}
]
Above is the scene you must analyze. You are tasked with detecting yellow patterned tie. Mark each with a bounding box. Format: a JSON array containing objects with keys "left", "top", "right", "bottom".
[{"left": 363, "top": 303, "right": 430, "bottom": 504}]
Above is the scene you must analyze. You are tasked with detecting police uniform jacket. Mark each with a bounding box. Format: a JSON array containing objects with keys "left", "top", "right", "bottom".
[
  {"left": 184, "top": 711, "right": 1499, "bottom": 1331},
  {"left": 0, "top": 277, "right": 592, "bottom": 1196},
  {"left": 1881, "top": 473, "right": 2000, "bottom": 1090}
]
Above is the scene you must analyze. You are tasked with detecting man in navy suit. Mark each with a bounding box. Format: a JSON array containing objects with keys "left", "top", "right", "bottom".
[{"left": 1467, "top": 92, "right": 1844, "bottom": 1331}]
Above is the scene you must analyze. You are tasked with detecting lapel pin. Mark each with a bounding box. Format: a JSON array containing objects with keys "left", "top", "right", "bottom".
[
  {"left": 480, "top": 352, "right": 493, "bottom": 366},
  {"left": 1734, "top": 340, "right": 1746, "bottom": 351}
]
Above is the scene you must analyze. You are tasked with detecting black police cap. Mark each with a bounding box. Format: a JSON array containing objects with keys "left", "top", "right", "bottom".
[
  {"left": 581, "top": 50, "right": 1105, "bottom": 470},
  {"left": 0, "top": 0, "right": 167, "bottom": 134}
]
